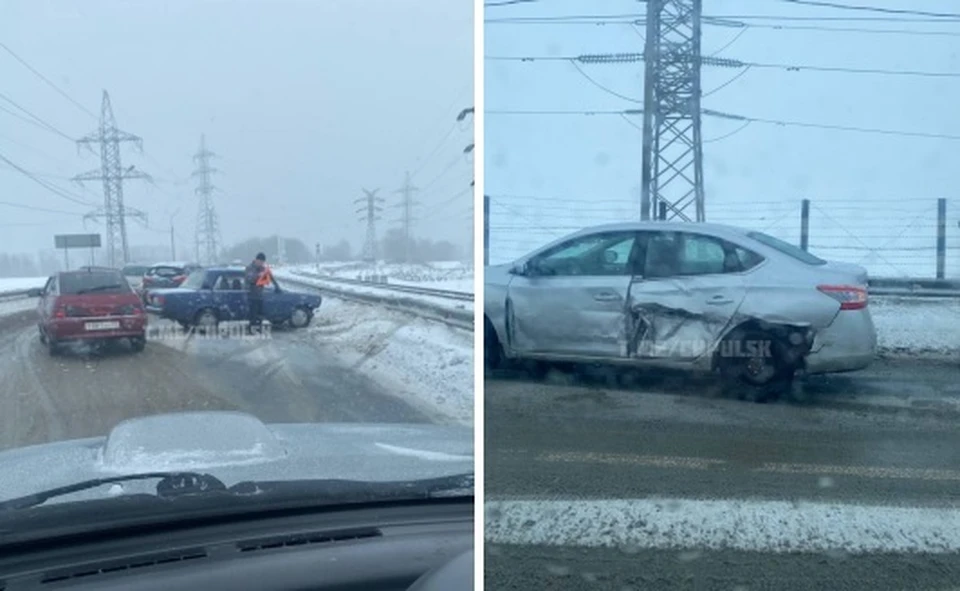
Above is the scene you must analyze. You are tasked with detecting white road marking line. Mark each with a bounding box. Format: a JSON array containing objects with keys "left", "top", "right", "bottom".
[
  {"left": 485, "top": 498, "right": 960, "bottom": 554},
  {"left": 540, "top": 451, "right": 725, "bottom": 470},
  {"left": 526, "top": 451, "right": 960, "bottom": 482},
  {"left": 757, "top": 462, "right": 960, "bottom": 482}
]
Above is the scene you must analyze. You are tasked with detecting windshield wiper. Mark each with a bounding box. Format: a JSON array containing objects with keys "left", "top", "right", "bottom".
[
  {"left": 0, "top": 472, "right": 473, "bottom": 513},
  {"left": 74, "top": 284, "right": 124, "bottom": 294},
  {"left": 0, "top": 472, "right": 226, "bottom": 512}
]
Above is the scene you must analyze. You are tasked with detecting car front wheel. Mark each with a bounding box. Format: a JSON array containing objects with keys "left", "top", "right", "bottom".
[{"left": 289, "top": 306, "right": 311, "bottom": 329}]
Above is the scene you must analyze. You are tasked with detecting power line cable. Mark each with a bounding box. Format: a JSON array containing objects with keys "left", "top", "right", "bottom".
[
  {"left": 0, "top": 198, "right": 85, "bottom": 216},
  {"left": 486, "top": 52, "right": 960, "bottom": 78},
  {"left": 0, "top": 151, "right": 93, "bottom": 206},
  {"left": 0, "top": 42, "right": 97, "bottom": 119},
  {"left": 0, "top": 92, "right": 79, "bottom": 143},
  {"left": 776, "top": 0, "right": 960, "bottom": 19},
  {"left": 487, "top": 108, "right": 960, "bottom": 141}
]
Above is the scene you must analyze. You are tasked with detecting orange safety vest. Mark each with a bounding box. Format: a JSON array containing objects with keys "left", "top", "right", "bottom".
[{"left": 255, "top": 266, "right": 273, "bottom": 287}]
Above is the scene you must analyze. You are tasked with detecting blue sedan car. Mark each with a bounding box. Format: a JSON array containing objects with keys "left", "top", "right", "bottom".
[{"left": 145, "top": 267, "right": 322, "bottom": 330}]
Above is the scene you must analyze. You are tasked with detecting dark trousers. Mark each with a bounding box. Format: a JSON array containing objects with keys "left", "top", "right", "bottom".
[{"left": 248, "top": 296, "right": 263, "bottom": 326}]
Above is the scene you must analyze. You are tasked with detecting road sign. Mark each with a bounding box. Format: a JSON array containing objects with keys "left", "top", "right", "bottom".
[{"left": 55, "top": 234, "right": 101, "bottom": 249}]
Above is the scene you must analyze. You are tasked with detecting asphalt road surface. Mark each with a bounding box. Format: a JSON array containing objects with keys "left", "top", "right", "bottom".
[
  {"left": 484, "top": 361, "right": 960, "bottom": 591},
  {"left": 0, "top": 309, "right": 430, "bottom": 452}
]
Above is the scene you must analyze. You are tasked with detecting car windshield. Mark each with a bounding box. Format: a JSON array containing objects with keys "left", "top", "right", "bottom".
[
  {"left": 746, "top": 231, "right": 827, "bottom": 266},
  {"left": 60, "top": 272, "right": 130, "bottom": 295},
  {"left": 484, "top": 1, "right": 959, "bottom": 588},
  {"left": 0, "top": 0, "right": 474, "bottom": 548}
]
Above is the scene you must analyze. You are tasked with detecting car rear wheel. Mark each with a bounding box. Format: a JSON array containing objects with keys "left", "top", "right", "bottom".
[
  {"left": 718, "top": 328, "right": 794, "bottom": 403},
  {"left": 47, "top": 336, "right": 60, "bottom": 356},
  {"left": 195, "top": 308, "right": 219, "bottom": 334},
  {"left": 38, "top": 325, "right": 46, "bottom": 344},
  {"left": 289, "top": 306, "right": 311, "bottom": 329},
  {"left": 484, "top": 317, "right": 503, "bottom": 372}
]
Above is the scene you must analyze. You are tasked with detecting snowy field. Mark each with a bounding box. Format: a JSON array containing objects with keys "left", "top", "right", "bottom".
[
  {"left": 276, "top": 268, "right": 472, "bottom": 318},
  {"left": 872, "top": 296, "right": 960, "bottom": 359},
  {"left": 0, "top": 277, "right": 45, "bottom": 293},
  {"left": 300, "top": 261, "right": 473, "bottom": 294}
]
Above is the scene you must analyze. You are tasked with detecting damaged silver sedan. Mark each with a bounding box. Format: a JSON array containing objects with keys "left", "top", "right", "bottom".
[{"left": 484, "top": 222, "right": 877, "bottom": 402}]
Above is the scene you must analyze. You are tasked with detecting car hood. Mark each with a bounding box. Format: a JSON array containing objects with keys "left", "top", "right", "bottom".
[
  {"left": 484, "top": 263, "right": 514, "bottom": 287},
  {"left": 0, "top": 411, "right": 472, "bottom": 505}
]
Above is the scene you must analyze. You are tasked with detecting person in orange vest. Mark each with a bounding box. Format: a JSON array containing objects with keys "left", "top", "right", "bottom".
[{"left": 245, "top": 252, "right": 269, "bottom": 333}]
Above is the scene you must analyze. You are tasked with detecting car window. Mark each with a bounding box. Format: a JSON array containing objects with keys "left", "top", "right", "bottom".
[
  {"left": 214, "top": 274, "right": 244, "bottom": 290},
  {"left": 59, "top": 272, "right": 130, "bottom": 295},
  {"left": 746, "top": 231, "right": 826, "bottom": 265},
  {"left": 179, "top": 270, "right": 207, "bottom": 290},
  {"left": 533, "top": 232, "right": 637, "bottom": 276},
  {"left": 734, "top": 246, "right": 765, "bottom": 271},
  {"left": 149, "top": 266, "right": 183, "bottom": 277},
  {"left": 644, "top": 232, "right": 741, "bottom": 278}
]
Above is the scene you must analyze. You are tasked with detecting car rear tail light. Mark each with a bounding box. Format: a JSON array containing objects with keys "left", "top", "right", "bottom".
[
  {"left": 818, "top": 285, "right": 868, "bottom": 310},
  {"left": 54, "top": 306, "right": 66, "bottom": 318},
  {"left": 118, "top": 304, "right": 144, "bottom": 315},
  {"left": 172, "top": 275, "right": 186, "bottom": 284}
]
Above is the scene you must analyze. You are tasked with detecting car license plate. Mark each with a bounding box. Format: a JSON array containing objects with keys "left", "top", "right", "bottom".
[{"left": 85, "top": 321, "right": 120, "bottom": 331}]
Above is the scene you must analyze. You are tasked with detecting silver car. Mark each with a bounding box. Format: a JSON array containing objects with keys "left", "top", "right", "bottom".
[{"left": 484, "top": 222, "right": 877, "bottom": 401}]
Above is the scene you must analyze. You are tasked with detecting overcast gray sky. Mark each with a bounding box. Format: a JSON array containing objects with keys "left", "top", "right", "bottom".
[
  {"left": 485, "top": 0, "right": 960, "bottom": 278},
  {"left": 1, "top": 0, "right": 473, "bottom": 259}
]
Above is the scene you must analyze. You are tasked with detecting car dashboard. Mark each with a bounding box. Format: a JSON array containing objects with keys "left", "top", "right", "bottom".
[{"left": 0, "top": 500, "right": 473, "bottom": 591}]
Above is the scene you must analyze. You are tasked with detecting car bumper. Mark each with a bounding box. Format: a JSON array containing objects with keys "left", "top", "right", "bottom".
[
  {"left": 48, "top": 316, "right": 147, "bottom": 341},
  {"left": 803, "top": 308, "right": 877, "bottom": 374}
]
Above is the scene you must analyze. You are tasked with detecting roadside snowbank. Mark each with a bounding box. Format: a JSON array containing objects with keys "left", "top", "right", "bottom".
[
  {"left": 310, "top": 298, "right": 474, "bottom": 426},
  {"left": 0, "top": 277, "right": 45, "bottom": 293},
  {"left": 871, "top": 296, "right": 960, "bottom": 359},
  {"left": 275, "top": 269, "right": 472, "bottom": 317},
  {"left": 293, "top": 262, "right": 473, "bottom": 294}
]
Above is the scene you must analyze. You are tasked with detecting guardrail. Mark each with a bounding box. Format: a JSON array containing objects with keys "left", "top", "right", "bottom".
[
  {"left": 279, "top": 274, "right": 474, "bottom": 331},
  {"left": 868, "top": 277, "right": 960, "bottom": 298},
  {"left": 291, "top": 271, "right": 474, "bottom": 302},
  {"left": 0, "top": 289, "right": 35, "bottom": 303}
]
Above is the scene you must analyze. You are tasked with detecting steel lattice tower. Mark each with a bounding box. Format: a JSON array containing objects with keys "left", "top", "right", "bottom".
[
  {"left": 193, "top": 134, "right": 221, "bottom": 265},
  {"left": 639, "top": 0, "right": 705, "bottom": 222},
  {"left": 73, "top": 90, "right": 150, "bottom": 266},
  {"left": 394, "top": 171, "right": 419, "bottom": 263},
  {"left": 355, "top": 188, "right": 384, "bottom": 263}
]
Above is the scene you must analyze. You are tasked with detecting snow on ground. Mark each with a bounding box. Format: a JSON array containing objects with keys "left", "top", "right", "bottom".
[
  {"left": 294, "top": 261, "right": 473, "bottom": 294},
  {"left": 275, "top": 268, "right": 472, "bottom": 317},
  {"left": 0, "top": 277, "right": 46, "bottom": 293},
  {"left": 485, "top": 497, "right": 960, "bottom": 554},
  {"left": 871, "top": 296, "right": 960, "bottom": 358},
  {"left": 0, "top": 297, "right": 37, "bottom": 317},
  {"left": 310, "top": 298, "right": 473, "bottom": 426}
]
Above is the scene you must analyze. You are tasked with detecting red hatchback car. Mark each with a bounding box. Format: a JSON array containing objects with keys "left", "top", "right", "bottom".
[{"left": 36, "top": 267, "right": 147, "bottom": 355}]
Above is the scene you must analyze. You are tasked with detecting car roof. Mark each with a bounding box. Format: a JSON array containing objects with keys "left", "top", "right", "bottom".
[
  {"left": 59, "top": 267, "right": 121, "bottom": 275},
  {"left": 572, "top": 221, "right": 752, "bottom": 240},
  {"left": 149, "top": 261, "right": 197, "bottom": 268}
]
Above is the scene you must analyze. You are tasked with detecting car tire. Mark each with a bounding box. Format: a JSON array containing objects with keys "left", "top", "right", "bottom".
[
  {"left": 718, "top": 328, "right": 793, "bottom": 403},
  {"left": 130, "top": 336, "right": 146, "bottom": 352},
  {"left": 38, "top": 326, "right": 46, "bottom": 344},
  {"left": 194, "top": 308, "right": 219, "bottom": 334},
  {"left": 47, "top": 337, "right": 60, "bottom": 356},
  {"left": 484, "top": 317, "right": 503, "bottom": 373},
  {"left": 288, "top": 306, "right": 311, "bottom": 329}
]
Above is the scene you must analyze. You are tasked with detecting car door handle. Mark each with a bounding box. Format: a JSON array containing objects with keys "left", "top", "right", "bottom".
[
  {"left": 706, "top": 295, "right": 734, "bottom": 305},
  {"left": 593, "top": 292, "right": 621, "bottom": 302}
]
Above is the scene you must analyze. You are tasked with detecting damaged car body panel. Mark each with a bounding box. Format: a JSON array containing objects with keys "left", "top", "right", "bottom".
[{"left": 484, "top": 221, "right": 877, "bottom": 381}]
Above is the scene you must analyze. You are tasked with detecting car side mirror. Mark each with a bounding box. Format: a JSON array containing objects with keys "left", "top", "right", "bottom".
[
  {"left": 509, "top": 262, "right": 527, "bottom": 276},
  {"left": 27, "top": 288, "right": 43, "bottom": 298}
]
